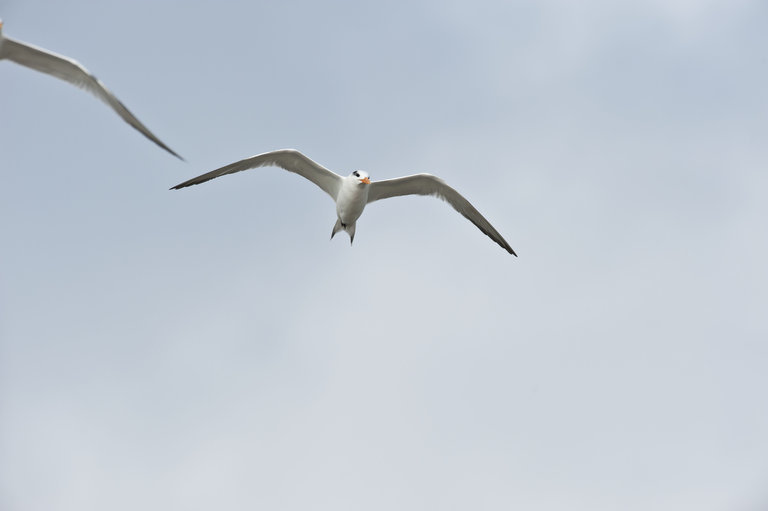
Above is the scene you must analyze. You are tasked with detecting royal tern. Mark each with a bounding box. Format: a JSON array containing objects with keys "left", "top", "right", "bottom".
[
  {"left": 172, "top": 149, "right": 517, "bottom": 256},
  {"left": 0, "top": 19, "right": 182, "bottom": 159}
]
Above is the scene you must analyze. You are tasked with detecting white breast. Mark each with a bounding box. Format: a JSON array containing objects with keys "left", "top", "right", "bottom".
[{"left": 335, "top": 178, "right": 369, "bottom": 224}]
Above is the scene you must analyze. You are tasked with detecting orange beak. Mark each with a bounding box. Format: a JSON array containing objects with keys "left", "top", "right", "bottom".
[{"left": 360, "top": 177, "right": 371, "bottom": 184}]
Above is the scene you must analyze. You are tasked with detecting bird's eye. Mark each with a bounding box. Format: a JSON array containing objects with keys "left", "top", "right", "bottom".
[{"left": 353, "top": 171, "right": 359, "bottom": 177}]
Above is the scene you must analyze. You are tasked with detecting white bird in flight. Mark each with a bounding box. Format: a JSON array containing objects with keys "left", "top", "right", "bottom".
[
  {"left": 172, "top": 149, "right": 517, "bottom": 256},
  {"left": 0, "top": 19, "right": 182, "bottom": 159}
]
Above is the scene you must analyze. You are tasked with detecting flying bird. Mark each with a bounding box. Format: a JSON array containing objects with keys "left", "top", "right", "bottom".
[
  {"left": 0, "top": 19, "right": 182, "bottom": 159},
  {"left": 172, "top": 149, "right": 517, "bottom": 256}
]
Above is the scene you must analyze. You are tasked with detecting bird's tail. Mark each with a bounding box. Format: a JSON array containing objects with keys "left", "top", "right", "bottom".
[
  {"left": 330, "top": 219, "right": 355, "bottom": 245},
  {"left": 331, "top": 218, "right": 344, "bottom": 240}
]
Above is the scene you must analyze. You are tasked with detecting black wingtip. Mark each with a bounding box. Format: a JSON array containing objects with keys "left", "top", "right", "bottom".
[
  {"left": 169, "top": 181, "right": 188, "bottom": 190},
  {"left": 169, "top": 178, "right": 198, "bottom": 190},
  {"left": 167, "top": 148, "right": 185, "bottom": 162},
  {"left": 149, "top": 135, "right": 184, "bottom": 160}
]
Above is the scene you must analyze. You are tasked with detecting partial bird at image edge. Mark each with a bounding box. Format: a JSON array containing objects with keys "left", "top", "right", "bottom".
[{"left": 0, "top": 19, "right": 183, "bottom": 160}]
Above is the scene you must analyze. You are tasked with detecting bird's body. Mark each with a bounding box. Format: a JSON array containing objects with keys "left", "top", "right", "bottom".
[
  {"left": 0, "top": 19, "right": 182, "bottom": 159},
  {"left": 172, "top": 149, "right": 517, "bottom": 256},
  {"left": 333, "top": 172, "right": 371, "bottom": 242}
]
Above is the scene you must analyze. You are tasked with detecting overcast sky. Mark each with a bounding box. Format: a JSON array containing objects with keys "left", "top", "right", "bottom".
[{"left": 1, "top": 0, "right": 767, "bottom": 510}]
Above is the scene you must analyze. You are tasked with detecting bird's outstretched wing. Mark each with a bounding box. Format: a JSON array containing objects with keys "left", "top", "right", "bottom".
[
  {"left": 367, "top": 174, "right": 516, "bottom": 256},
  {"left": 171, "top": 149, "right": 343, "bottom": 200},
  {"left": 0, "top": 37, "right": 183, "bottom": 160}
]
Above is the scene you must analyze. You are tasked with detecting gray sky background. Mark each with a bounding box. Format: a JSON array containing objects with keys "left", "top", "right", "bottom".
[{"left": 1, "top": 0, "right": 767, "bottom": 509}]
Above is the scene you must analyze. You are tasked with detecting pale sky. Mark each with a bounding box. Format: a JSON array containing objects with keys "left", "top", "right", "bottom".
[{"left": 1, "top": 0, "right": 767, "bottom": 510}]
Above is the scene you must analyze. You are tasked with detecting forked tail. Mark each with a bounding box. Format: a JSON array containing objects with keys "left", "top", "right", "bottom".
[{"left": 330, "top": 219, "right": 355, "bottom": 245}]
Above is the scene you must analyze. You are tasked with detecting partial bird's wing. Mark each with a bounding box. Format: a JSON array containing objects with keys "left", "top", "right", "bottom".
[
  {"left": 367, "top": 174, "right": 516, "bottom": 256},
  {"left": 0, "top": 37, "right": 183, "bottom": 159},
  {"left": 171, "top": 149, "right": 343, "bottom": 201}
]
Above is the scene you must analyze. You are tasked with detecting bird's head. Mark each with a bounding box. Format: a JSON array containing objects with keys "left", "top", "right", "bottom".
[
  {"left": 0, "top": 19, "right": 4, "bottom": 33},
  {"left": 351, "top": 170, "right": 371, "bottom": 184}
]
